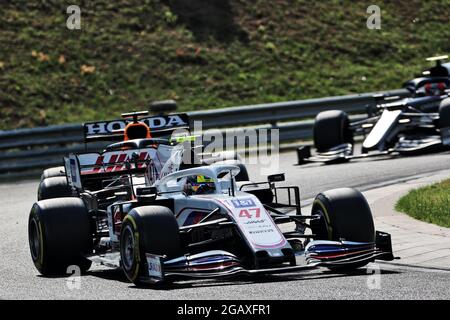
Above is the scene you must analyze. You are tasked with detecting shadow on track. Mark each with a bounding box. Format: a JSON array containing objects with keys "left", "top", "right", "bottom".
[
  {"left": 97, "top": 268, "right": 401, "bottom": 291},
  {"left": 294, "top": 149, "right": 450, "bottom": 169}
]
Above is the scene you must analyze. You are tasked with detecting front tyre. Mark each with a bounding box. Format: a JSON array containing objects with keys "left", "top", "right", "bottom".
[
  {"left": 313, "top": 110, "right": 353, "bottom": 153},
  {"left": 310, "top": 188, "right": 375, "bottom": 270},
  {"left": 120, "top": 206, "right": 180, "bottom": 286},
  {"left": 439, "top": 98, "right": 450, "bottom": 147},
  {"left": 439, "top": 97, "right": 450, "bottom": 129}
]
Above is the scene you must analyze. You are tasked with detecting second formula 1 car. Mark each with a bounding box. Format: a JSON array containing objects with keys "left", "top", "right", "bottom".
[
  {"left": 37, "top": 106, "right": 250, "bottom": 201},
  {"left": 297, "top": 56, "right": 450, "bottom": 165}
]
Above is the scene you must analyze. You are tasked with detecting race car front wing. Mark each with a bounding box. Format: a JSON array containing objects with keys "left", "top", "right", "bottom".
[{"left": 140, "top": 231, "right": 395, "bottom": 284}]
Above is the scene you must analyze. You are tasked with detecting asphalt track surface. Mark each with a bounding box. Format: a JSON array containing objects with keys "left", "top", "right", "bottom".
[{"left": 1, "top": 148, "right": 450, "bottom": 299}]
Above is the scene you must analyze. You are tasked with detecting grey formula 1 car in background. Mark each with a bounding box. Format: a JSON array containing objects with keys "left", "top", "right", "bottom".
[{"left": 297, "top": 56, "right": 450, "bottom": 165}]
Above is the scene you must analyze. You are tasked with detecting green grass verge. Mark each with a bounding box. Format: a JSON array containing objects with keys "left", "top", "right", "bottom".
[
  {"left": 1, "top": 1, "right": 450, "bottom": 130},
  {"left": 396, "top": 179, "right": 450, "bottom": 228}
]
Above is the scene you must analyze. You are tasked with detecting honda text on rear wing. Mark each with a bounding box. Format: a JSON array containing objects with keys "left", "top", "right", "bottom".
[{"left": 83, "top": 112, "right": 190, "bottom": 142}]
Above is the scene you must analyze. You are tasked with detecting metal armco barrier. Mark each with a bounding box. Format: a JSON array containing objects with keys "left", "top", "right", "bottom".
[{"left": 0, "top": 89, "right": 409, "bottom": 174}]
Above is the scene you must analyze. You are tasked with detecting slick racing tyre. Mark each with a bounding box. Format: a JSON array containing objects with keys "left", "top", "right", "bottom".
[
  {"left": 215, "top": 150, "right": 242, "bottom": 162},
  {"left": 310, "top": 188, "right": 375, "bottom": 270},
  {"left": 28, "top": 198, "right": 92, "bottom": 276},
  {"left": 38, "top": 176, "right": 71, "bottom": 201},
  {"left": 439, "top": 97, "right": 450, "bottom": 129},
  {"left": 213, "top": 159, "right": 250, "bottom": 182},
  {"left": 41, "top": 166, "right": 66, "bottom": 181},
  {"left": 313, "top": 110, "right": 353, "bottom": 153},
  {"left": 203, "top": 150, "right": 242, "bottom": 164},
  {"left": 120, "top": 206, "right": 180, "bottom": 286}
]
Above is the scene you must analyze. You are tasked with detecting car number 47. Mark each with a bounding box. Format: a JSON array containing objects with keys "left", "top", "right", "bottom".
[{"left": 239, "top": 208, "right": 261, "bottom": 219}]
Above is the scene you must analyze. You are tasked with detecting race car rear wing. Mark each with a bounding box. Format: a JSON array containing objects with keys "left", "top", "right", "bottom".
[
  {"left": 63, "top": 143, "right": 177, "bottom": 192},
  {"left": 83, "top": 113, "right": 190, "bottom": 142}
]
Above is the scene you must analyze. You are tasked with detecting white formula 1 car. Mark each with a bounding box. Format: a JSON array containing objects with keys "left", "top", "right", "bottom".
[{"left": 29, "top": 152, "right": 394, "bottom": 285}]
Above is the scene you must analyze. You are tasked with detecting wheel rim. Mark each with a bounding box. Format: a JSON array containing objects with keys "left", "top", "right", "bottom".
[
  {"left": 121, "top": 225, "right": 136, "bottom": 271},
  {"left": 29, "top": 218, "right": 41, "bottom": 261}
]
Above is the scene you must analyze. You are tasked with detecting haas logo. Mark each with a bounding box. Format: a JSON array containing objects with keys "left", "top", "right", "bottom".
[{"left": 91, "top": 151, "right": 150, "bottom": 173}]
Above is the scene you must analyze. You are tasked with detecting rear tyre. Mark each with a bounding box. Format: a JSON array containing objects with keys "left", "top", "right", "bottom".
[
  {"left": 38, "top": 176, "right": 71, "bottom": 201},
  {"left": 313, "top": 110, "right": 353, "bottom": 152},
  {"left": 41, "top": 166, "right": 66, "bottom": 181},
  {"left": 216, "top": 151, "right": 242, "bottom": 162},
  {"left": 310, "top": 188, "right": 375, "bottom": 270},
  {"left": 28, "top": 198, "right": 92, "bottom": 275},
  {"left": 120, "top": 206, "right": 180, "bottom": 286}
]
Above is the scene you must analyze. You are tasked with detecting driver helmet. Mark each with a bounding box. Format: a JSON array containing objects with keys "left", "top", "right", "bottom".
[{"left": 187, "top": 175, "right": 215, "bottom": 194}]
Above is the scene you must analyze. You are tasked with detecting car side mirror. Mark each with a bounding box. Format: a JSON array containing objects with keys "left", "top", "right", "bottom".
[
  {"left": 268, "top": 173, "right": 285, "bottom": 183},
  {"left": 136, "top": 187, "right": 157, "bottom": 203}
]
